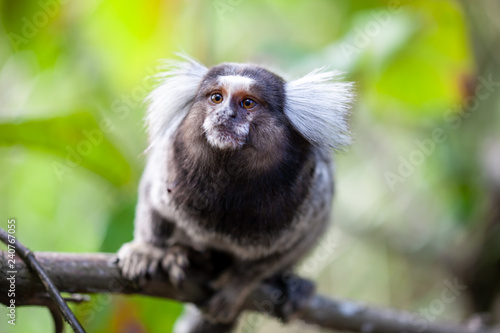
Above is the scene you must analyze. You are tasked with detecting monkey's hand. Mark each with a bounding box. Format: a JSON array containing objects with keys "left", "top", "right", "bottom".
[{"left": 117, "top": 241, "right": 189, "bottom": 287}]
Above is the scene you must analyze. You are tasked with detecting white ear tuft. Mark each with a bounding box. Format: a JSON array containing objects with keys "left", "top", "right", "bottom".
[
  {"left": 284, "top": 69, "right": 354, "bottom": 149},
  {"left": 146, "top": 55, "right": 208, "bottom": 145}
]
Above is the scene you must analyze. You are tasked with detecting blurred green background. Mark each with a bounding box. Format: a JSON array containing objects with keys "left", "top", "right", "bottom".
[{"left": 1, "top": 0, "right": 499, "bottom": 332}]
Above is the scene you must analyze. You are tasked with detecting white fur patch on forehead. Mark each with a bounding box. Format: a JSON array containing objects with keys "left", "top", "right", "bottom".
[{"left": 217, "top": 75, "right": 255, "bottom": 92}]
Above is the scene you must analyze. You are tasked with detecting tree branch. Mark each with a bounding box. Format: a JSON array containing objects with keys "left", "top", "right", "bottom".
[{"left": 0, "top": 251, "right": 498, "bottom": 333}]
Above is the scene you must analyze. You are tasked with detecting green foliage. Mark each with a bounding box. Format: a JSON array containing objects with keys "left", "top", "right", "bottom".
[{"left": 0, "top": 113, "right": 132, "bottom": 186}]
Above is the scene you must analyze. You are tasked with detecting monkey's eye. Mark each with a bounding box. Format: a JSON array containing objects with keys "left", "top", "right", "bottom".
[
  {"left": 211, "top": 93, "right": 223, "bottom": 104},
  {"left": 241, "top": 98, "right": 256, "bottom": 109}
]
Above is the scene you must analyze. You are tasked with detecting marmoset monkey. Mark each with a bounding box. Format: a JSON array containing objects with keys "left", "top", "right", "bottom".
[{"left": 118, "top": 56, "right": 353, "bottom": 333}]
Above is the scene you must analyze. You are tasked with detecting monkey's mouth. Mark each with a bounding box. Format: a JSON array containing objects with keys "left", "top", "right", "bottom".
[
  {"left": 213, "top": 125, "right": 236, "bottom": 137},
  {"left": 203, "top": 122, "right": 249, "bottom": 150}
]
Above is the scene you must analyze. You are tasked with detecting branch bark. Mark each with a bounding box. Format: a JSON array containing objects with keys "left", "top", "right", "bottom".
[{"left": 0, "top": 251, "right": 498, "bottom": 333}]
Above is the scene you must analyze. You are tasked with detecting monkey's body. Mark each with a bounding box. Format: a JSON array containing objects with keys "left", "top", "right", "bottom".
[
  {"left": 138, "top": 123, "right": 333, "bottom": 260},
  {"left": 118, "top": 58, "right": 353, "bottom": 332}
]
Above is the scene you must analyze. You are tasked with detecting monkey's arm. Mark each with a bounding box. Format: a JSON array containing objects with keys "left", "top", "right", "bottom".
[{"left": 117, "top": 193, "right": 189, "bottom": 286}]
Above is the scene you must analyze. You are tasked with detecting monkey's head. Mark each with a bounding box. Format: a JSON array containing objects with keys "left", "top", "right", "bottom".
[
  {"left": 146, "top": 56, "right": 354, "bottom": 159},
  {"left": 194, "top": 64, "right": 286, "bottom": 151}
]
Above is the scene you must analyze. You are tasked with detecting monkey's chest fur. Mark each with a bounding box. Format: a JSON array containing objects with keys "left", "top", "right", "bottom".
[{"left": 168, "top": 135, "right": 316, "bottom": 245}]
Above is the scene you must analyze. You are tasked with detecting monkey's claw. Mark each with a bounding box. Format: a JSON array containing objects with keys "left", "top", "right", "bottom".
[{"left": 117, "top": 241, "right": 189, "bottom": 287}]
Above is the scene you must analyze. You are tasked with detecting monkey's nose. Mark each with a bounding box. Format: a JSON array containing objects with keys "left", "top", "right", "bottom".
[
  {"left": 221, "top": 107, "right": 236, "bottom": 119},
  {"left": 227, "top": 108, "right": 237, "bottom": 119}
]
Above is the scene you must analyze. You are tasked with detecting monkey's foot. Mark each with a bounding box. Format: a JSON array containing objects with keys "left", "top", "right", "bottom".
[
  {"left": 202, "top": 284, "right": 248, "bottom": 324},
  {"left": 275, "top": 274, "right": 315, "bottom": 323},
  {"left": 117, "top": 241, "right": 189, "bottom": 287}
]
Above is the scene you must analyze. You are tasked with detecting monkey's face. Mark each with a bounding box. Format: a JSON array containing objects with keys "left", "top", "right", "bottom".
[
  {"left": 193, "top": 64, "right": 287, "bottom": 151},
  {"left": 201, "top": 75, "right": 256, "bottom": 150}
]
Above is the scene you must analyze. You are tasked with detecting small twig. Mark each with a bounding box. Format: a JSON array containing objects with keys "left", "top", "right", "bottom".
[
  {"left": 48, "top": 304, "right": 65, "bottom": 333},
  {"left": 30, "top": 293, "right": 90, "bottom": 304},
  {"left": 62, "top": 294, "right": 91, "bottom": 304},
  {"left": 0, "top": 228, "right": 86, "bottom": 333},
  {"left": 17, "top": 296, "right": 66, "bottom": 333}
]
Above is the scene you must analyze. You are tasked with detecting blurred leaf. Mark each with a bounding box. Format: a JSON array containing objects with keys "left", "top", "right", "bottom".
[
  {"left": 0, "top": 112, "right": 132, "bottom": 186},
  {"left": 134, "top": 296, "right": 182, "bottom": 333},
  {"left": 99, "top": 197, "right": 136, "bottom": 252},
  {"left": 372, "top": 1, "right": 472, "bottom": 118}
]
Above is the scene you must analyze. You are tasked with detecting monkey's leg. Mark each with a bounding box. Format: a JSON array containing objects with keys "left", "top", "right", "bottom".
[
  {"left": 117, "top": 203, "right": 188, "bottom": 286},
  {"left": 204, "top": 219, "right": 327, "bottom": 324}
]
